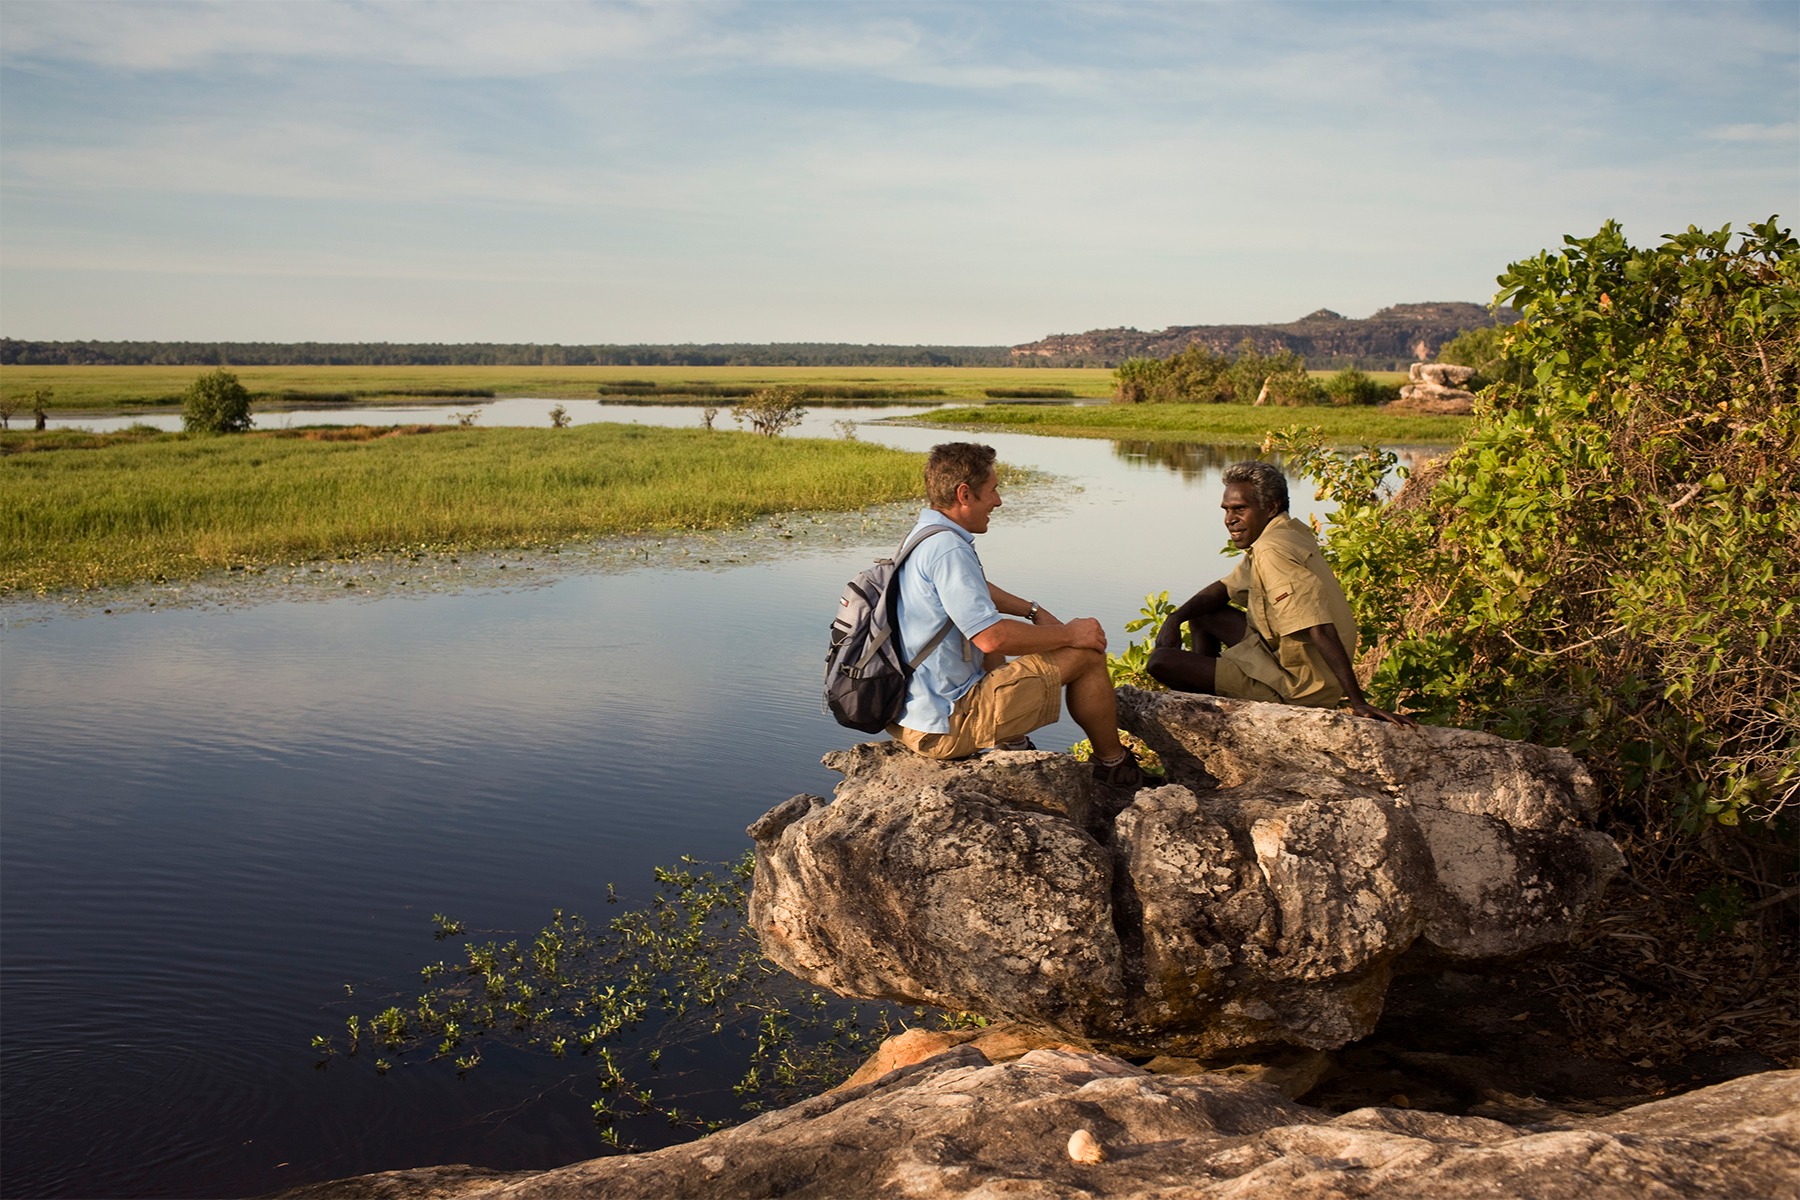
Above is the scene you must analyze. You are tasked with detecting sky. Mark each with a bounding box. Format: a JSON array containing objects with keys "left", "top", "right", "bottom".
[{"left": 0, "top": 0, "right": 1795, "bottom": 345}]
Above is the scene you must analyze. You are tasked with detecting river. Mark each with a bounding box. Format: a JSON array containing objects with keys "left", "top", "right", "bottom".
[{"left": 1, "top": 405, "right": 1386, "bottom": 1197}]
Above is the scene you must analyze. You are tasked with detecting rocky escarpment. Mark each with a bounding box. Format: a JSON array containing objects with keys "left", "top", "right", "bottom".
[
  {"left": 1010, "top": 302, "right": 1516, "bottom": 369},
  {"left": 748, "top": 691, "right": 1623, "bottom": 1058},
  {"left": 276, "top": 1056, "right": 1800, "bottom": 1199}
]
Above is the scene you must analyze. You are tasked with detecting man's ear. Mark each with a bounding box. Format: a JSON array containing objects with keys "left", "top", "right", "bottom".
[{"left": 954, "top": 482, "right": 972, "bottom": 506}]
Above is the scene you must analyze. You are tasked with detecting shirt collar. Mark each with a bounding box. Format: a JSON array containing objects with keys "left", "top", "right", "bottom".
[{"left": 918, "top": 506, "right": 976, "bottom": 543}]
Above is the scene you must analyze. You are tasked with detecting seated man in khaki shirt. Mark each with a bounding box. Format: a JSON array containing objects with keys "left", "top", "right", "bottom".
[{"left": 1147, "top": 460, "right": 1416, "bottom": 726}]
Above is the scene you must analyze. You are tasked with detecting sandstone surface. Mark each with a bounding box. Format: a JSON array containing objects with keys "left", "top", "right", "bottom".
[
  {"left": 749, "top": 692, "right": 1622, "bottom": 1057},
  {"left": 275, "top": 1054, "right": 1800, "bottom": 1199}
]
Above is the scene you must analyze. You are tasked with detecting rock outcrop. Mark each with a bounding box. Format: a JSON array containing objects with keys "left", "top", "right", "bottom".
[
  {"left": 1390, "top": 361, "right": 1479, "bottom": 414},
  {"left": 278, "top": 1054, "right": 1800, "bottom": 1199},
  {"left": 1008, "top": 302, "right": 1517, "bottom": 370},
  {"left": 749, "top": 691, "right": 1623, "bottom": 1058}
]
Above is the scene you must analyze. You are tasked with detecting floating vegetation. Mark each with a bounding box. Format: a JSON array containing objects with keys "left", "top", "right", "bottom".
[
  {"left": 598, "top": 383, "right": 948, "bottom": 401},
  {"left": 312, "top": 854, "right": 985, "bottom": 1151}
]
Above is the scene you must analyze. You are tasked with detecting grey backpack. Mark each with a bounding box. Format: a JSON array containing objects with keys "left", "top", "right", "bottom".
[{"left": 823, "top": 526, "right": 956, "bottom": 733}]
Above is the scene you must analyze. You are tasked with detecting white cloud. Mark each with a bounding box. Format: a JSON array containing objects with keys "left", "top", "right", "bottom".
[
  {"left": 0, "top": 0, "right": 697, "bottom": 75},
  {"left": 1706, "top": 120, "right": 1800, "bottom": 142}
]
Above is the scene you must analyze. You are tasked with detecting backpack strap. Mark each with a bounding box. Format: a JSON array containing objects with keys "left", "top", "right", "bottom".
[
  {"left": 892, "top": 523, "right": 955, "bottom": 564},
  {"left": 891, "top": 524, "right": 959, "bottom": 669}
]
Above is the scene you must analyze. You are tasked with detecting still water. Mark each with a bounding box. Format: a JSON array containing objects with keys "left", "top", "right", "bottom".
[{"left": 2, "top": 411, "right": 1345, "bottom": 1197}]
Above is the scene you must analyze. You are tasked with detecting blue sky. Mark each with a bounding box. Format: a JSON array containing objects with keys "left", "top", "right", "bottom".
[{"left": 1, "top": 1, "right": 1794, "bottom": 344}]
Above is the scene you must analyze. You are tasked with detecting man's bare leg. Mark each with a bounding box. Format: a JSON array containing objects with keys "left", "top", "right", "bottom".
[
  {"left": 1148, "top": 609, "right": 1246, "bottom": 693},
  {"left": 1046, "top": 646, "right": 1126, "bottom": 760}
]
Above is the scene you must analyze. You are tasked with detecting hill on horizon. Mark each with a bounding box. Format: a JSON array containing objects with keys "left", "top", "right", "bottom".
[{"left": 1010, "top": 301, "right": 1516, "bottom": 370}]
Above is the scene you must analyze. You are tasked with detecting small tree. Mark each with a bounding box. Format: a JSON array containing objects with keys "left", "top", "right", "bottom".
[
  {"left": 731, "top": 386, "right": 807, "bottom": 437},
  {"left": 548, "top": 404, "right": 571, "bottom": 428},
  {"left": 0, "top": 392, "right": 15, "bottom": 430},
  {"left": 182, "top": 368, "right": 253, "bottom": 434}
]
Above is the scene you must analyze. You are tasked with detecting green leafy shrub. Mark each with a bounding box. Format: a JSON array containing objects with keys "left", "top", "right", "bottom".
[
  {"left": 1105, "top": 590, "right": 1184, "bottom": 688},
  {"left": 1113, "top": 345, "right": 1233, "bottom": 404},
  {"left": 181, "top": 368, "right": 253, "bottom": 434},
  {"left": 1114, "top": 341, "right": 1323, "bottom": 405},
  {"left": 1228, "top": 339, "right": 1321, "bottom": 405},
  {"left": 1271, "top": 217, "right": 1798, "bottom": 846},
  {"left": 1321, "top": 367, "right": 1397, "bottom": 407}
]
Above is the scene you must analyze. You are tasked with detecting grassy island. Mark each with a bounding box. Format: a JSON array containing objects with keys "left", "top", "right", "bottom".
[
  {"left": 910, "top": 402, "right": 1471, "bottom": 445},
  {"left": 0, "top": 424, "right": 925, "bottom": 594},
  {"left": 0, "top": 364, "right": 1119, "bottom": 413}
]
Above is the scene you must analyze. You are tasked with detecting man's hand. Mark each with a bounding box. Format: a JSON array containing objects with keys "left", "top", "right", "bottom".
[
  {"left": 1302, "top": 622, "right": 1419, "bottom": 729},
  {"left": 972, "top": 610, "right": 1107, "bottom": 656},
  {"left": 1348, "top": 698, "right": 1420, "bottom": 727},
  {"left": 1063, "top": 616, "right": 1108, "bottom": 653}
]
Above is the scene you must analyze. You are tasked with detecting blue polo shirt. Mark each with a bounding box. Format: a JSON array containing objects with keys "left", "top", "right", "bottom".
[{"left": 894, "top": 508, "right": 1002, "bottom": 733}]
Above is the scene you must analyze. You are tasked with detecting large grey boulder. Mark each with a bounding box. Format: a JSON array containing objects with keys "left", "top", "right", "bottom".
[
  {"left": 277, "top": 1054, "right": 1800, "bottom": 1199},
  {"left": 748, "top": 692, "right": 1622, "bottom": 1057},
  {"left": 1391, "top": 361, "right": 1479, "bottom": 413}
]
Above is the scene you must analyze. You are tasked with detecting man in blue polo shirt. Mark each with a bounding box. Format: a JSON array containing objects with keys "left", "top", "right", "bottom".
[{"left": 887, "top": 442, "right": 1146, "bottom": 788}]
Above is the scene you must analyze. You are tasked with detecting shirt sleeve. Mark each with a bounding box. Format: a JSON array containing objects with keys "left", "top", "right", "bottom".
[
  {"left": 920, "top": 539, "right": 1003, "bottom": 640},
  {"left": 1221, "top": 557, "right": 1252, "bottom": 609},
  {"left": 1254, "top": 541, "right": 1337, "bottom": 637}
]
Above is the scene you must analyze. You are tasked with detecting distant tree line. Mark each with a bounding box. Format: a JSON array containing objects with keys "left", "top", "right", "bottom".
[{"left": 0, "top": 340, "right": 1016, "bottom": 368}]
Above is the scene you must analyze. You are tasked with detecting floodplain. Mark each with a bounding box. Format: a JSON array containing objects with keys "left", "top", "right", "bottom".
[{"left": 0, "top": 364, "right": 1120, "bottom": 412}]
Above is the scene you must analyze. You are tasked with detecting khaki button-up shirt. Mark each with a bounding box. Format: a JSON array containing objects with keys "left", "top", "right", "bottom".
[{"left": 1218, "top": 515, "right": 1357, "bottom": 706}]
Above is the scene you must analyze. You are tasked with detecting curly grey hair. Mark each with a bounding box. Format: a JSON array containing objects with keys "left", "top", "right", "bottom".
[{"left": 1221, "top": 460, "right": 1289, "bottom": 514}]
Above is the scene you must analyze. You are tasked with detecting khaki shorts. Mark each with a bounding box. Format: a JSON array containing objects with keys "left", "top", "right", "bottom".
[
  {"left": 1213, "top": 638, "right": 1285, "bottom": 703},
  {"left": 889, "top": 653, "right": 1062, "bottom": 760},
  {"left": 1214, "top": 636, "right": 1342, "bottom": 707}
]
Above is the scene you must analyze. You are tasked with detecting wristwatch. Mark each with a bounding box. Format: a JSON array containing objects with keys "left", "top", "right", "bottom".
[{"left": 1026, "top": 601, "right": 1040, "bottom": 622}]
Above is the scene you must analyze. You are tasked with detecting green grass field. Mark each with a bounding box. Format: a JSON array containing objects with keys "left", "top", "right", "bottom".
[
  {"left": 0, "top": 424, "right": 926, "bottom": 594},
  {"left": 910, "top": 401, "right": 1469, "bottom": 444},
  {"left": 0, "top": 364, "right": 1122, "bottom": 413}
]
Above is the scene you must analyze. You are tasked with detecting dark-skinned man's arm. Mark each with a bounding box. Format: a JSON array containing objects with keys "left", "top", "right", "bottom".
[
  {"left": 1156, "top": 581, "right": 1229, "bottom": 649},
  {"left": 1296, "top": 622, "right": 1419, "bottom": 727}
]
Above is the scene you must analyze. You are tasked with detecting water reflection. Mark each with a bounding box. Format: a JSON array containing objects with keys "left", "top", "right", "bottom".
[{"left": 1111, "top": 439, "right": 1275, "bottom": 480}]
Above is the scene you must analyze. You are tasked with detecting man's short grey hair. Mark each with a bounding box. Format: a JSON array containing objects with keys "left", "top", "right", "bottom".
[{"left": 1222, "top": 460, "right": 1289, "bottom": 514}]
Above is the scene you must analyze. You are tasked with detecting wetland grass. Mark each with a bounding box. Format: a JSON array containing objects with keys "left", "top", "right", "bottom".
[
  {"left": 0, "top": 365, "right": 1119, "bottom": 413},
  {"left": 912, "top": 402, "right": 1471, "bottom": 444},
  {"left": 0, "top": 424, "right": 925, "bottom": 594}
]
